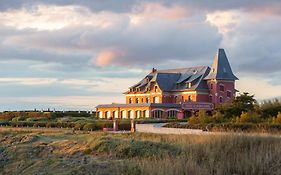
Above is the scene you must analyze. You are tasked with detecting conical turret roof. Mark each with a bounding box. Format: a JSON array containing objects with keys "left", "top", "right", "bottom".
[{"left": 204, "top": 48, "right": 238, "bottom": 80}]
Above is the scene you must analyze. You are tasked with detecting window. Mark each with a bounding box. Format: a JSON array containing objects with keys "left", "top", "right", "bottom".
[
  {"left": 219, "top": 84, "right": 225, "bottom": 92},
  {"left": 155, "top": 86, "right": 158, "bottom": 92},
  {"left": 174, "top": 96, "right": 178, "bottom": 103},
  {"left": 188, "top": 96, "right": 192, "bottom": 102},
  {"left": 219, "top": 96, "right": 223, "bottom": 103},
  {"left": 209, "top": 95, "right": 212, "bottom": 103},
  {"left": 129, "top": 98, "right": 132, "bottom": 104},
  {"left": 167, "top": 110, "right": 178, "bottom": 118},
  {"left": 141, "top": 98, "right": 144, "bottom": 103},
  {"left": 153, "top": 96, "right": 159, "bottom": 103},
  {"left": 146, "top": 98, "right": 149, "bottom": 103},
  {"left": 152, "top": 110, "right": 163, "bottom": 118},
  {"left": 227, "top": 91, "right": 232, "bottom": 98},
  {"left": 181, "top": 96, "right": 184, "bottom": 103},
  {"left": 210, "top": 83, "right": 213, "bottom": 89},
  {"left": 136, "top": 98, "right": 139, "bottom": 103},
  {"left": 187, "top": 82, "right": 192, "bottom": 88}
]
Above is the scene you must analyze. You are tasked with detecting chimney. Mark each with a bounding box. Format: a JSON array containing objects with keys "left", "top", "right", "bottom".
[{"left": 152, "top": 68, "right": 157, "bottom": 73}]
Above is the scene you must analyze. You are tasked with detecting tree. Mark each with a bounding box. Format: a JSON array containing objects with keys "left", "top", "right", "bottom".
[
  {"left": 216, "top": 92, "right": 257, "bottom": 119},
  {"left": 233, "top": 92, "right": 257, "bottom": 112}
]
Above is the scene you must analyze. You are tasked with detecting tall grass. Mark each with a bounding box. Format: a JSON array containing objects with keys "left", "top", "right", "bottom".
[{"left": 85, "top": 133, "right": 281, "bottom": 175}]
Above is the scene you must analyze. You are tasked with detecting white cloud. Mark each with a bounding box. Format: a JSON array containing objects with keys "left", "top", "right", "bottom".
[
  {"left": 0, "top": 5, "right": 127, "bottom": 31},
  {"left": 237, "top": 76, "right": 281, "bottom": 100}
]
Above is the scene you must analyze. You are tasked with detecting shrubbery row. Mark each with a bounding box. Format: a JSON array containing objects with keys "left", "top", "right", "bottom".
[
  {"left": 0, "top": 120, "right": 131, "bottom": 131},
  {"left": 164, "top": 122, "right": 281, "bottom": 133}
]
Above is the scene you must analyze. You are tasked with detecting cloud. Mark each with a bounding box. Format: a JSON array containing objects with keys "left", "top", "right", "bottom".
[{"left": 1, "top": 4, "right": 221, "bottom": 68}]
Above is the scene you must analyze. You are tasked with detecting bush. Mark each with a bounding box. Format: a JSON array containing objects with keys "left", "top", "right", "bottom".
[
  {"left": 236, "top": 111, "right": 261, "bottom": 123},
  {"left": 188, "top": 110, "right": 211, "bottom": 125},
  {"left": 11, "top": 116, "right": 26, "bottom": 122},
  {"left": 83, "top": 123, "right": 96, "bottom": 131},
  {"left": 74, "top": 122, "right": 85, "bottom": 130},
  {"left": 211, "top": 111, "right": 227, "bottom": 123},
  {"left": 272, "top": 112, "right": 281, "bottom": 124}
]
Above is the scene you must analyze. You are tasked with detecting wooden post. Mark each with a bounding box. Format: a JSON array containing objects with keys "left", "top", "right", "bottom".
[
  {"left": 113, "top": 119, "right": 118, "bottom": 131},
  {"left": 131, "top": 119, "right": 136, "bottom": 132}
]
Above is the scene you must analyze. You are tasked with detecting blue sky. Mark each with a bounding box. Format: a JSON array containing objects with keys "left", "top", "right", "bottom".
[{"left": 0, "top": 0, "right": 281, "bottom": 111}]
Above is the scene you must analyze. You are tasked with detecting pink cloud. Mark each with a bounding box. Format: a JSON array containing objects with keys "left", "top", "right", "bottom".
[{"left": 95, "top": 50, "right": 126, "bottom": 66}]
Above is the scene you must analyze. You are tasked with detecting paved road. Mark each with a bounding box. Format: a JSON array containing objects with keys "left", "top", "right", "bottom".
[{"left": 136, "top": 123, "right": 210, "bottom": 135}]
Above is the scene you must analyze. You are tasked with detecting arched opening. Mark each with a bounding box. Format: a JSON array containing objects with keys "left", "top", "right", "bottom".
[
  {"left": 152, "top": 110, "right": 164, "bottom": 118},
  {"left": 135, "top": 110, "right": 141, "bottom": 118},
  {"left": 167, "top": 110, "right": 178, "bottom": 118},
  {"left": 105, "top": 111, "right": 111, "bottom": 119},
  {"left": 121, "top": 110, "right": 127, "bottom": 119},
  {"left": 128, "top": 110, "right": 134, "bottom": 119}
]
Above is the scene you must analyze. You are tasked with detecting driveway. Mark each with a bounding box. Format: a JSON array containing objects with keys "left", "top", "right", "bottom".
[{"left": 136, "top": 123, "right": 209, "bottom": 135}]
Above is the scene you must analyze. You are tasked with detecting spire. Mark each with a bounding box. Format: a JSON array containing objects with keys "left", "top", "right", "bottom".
[{"left": 205, "top": 48, "right": 238, "bottom": 81}]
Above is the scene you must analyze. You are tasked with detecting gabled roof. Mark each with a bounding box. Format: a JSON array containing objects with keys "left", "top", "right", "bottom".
[
  {"left": 204, "top": 48, "right": 238, "bottom": 80},
  {"left": 125, "top": 66, "right": 210, "bottom": 93}
]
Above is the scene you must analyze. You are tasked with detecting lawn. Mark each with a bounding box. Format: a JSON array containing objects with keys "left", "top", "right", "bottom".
[{"left": 0, "top": 128, "right": 280, "bottom": 175}]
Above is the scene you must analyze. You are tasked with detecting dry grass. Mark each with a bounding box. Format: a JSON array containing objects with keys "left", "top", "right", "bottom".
[{"left": 0, "top": 128, "right": 280, "bottom": 175}]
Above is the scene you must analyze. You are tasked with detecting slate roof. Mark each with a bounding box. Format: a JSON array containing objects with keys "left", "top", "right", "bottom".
[
  {"left": 125, "top": 48, "right": 237, "bottom": 93},
  {"left": 125, "top": 66, "right": 210, "bottom": 93},
  {"left": 204, "top": 48, "right": 238, "bottom": 80}
]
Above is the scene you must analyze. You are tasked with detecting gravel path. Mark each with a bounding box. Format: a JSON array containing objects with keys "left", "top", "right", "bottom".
[{"left": 136, "top": 123, "right": 212, "bottom": 135}]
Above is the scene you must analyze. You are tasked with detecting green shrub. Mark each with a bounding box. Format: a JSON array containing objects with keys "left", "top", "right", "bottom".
[
  {"left": 11, "top": 116, "right": 26, "bottom": 122},
  {"left": 83, "top": 123, "right": 96, "bottom": 131},
  {"left": 74, "top": 122, "right": 84, "bottom": 130}
]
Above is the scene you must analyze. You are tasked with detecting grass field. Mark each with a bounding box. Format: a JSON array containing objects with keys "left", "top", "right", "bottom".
[{"left": 0, "top": 128, "right": 280, "bottom": 175}]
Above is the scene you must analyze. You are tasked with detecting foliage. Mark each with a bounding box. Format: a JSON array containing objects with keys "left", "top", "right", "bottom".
[
  {"left": 216, "top": 92, "right": 257, "bottom": 118},
  {"left": 188, "top": 109, "right": 211, "bottom": 125},
  {"left": 259, "top": 99, "right": 281, "bottom": 119},
  {"left": 272, "top": 112, "right": 281, "bottom": 124},
  {"left": 235, "top": 111, "right": 261, "bottom": 123}
]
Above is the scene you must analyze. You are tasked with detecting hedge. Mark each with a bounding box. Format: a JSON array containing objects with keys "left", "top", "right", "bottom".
[
  {"left": 0, "top": 120, "right": 131, "bottom": 131},
  {"left": 164, "top": 122, "right": 281, "bottom": 133}
]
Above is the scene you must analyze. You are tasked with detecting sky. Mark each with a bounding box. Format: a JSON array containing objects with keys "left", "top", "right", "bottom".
[{"left": 0, "top": 0, "right": 281, "bottom": 111}]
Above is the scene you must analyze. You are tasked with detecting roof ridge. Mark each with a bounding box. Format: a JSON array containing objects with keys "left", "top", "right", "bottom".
[{"left": 157, "top": 65, "right": 209, "bottom": 72}]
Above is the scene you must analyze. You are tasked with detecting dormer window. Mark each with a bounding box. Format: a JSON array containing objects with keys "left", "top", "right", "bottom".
[
  {"left": 146, "top": 77, "right": 149, "bottom": 83},
  {"left": 187, "top": 82, "right": 192, "bottom": 88},
  {"left": 155, "top": 86, "right": 158, "bottom": 92}
]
